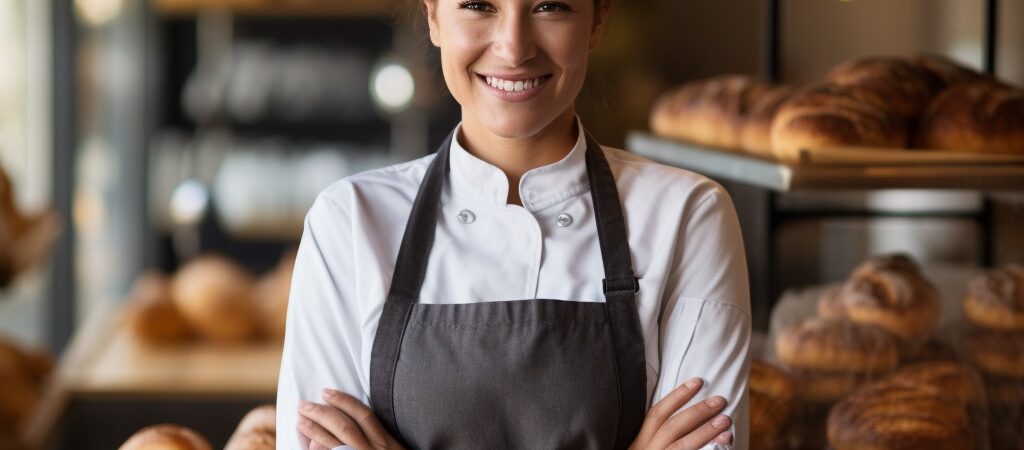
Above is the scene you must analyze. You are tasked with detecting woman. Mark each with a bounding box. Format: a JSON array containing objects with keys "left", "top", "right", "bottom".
[{"left": 276, "top": 0, "right": 751, "bottom": 448}]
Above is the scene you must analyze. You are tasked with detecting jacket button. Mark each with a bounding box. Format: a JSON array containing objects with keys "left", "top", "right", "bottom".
[
  {"left": 457, "top": 209, "right": 476, "bottom": 224},
  {"left": 555, "top": 213, "right": 573, "bottom": 227}
]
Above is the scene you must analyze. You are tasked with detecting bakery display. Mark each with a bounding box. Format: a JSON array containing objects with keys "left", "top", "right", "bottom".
[
  {"left": 650, "top": 53, "right": 1023, "bottom": 159},
  {"left": 914, "top": 80, "right": 1024, "bottom": 154},
  {"left": 965, "top": 329, "right": 1024, "bottom": 379},
  {"left": 117, "top": 424, "right": 213, "bottom": 450},
  {"left": 224, "top": 405, "right": 276, "bottom": 450},
  {"left": 171, "top": 254, "right": 259, "bottom": 343},
  {"left": 963, "top": 264, "right": 1024, "bottom": 331},
  {"left": 749, "top": 360, "right": 796, "bottom": 450}
]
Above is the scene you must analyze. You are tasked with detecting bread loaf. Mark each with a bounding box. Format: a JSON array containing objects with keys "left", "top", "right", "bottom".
[
  {"left": 776, "top": 318, "right": 899, "bottom": 373},
  {"left": 770, "top": 83, "right": 908, "bottom": 161},
  {"left": 225, "top": 405, "right": 275, "bottom": 450},
  {"left": 825, "top": 56, "right": 943, "bottom": 120},
  {"left": 914, "top": 80, "right": 1024, "bottom": 153},
  {"left": 118, "top": 424, "right": 212, "bottom": 450},
  {"left": 650, "top": 75, "right": 778, "bottom": 150},
  {"left": 124, "top": 271, "right": 192, "bottom": 344},
  {"left": 840, "top": 254, "right": 941, "bottom": 342},
  {"left": 171, "top": 255, "right": 258, "bottom": 343},
  {"left": 963, "top": 264, "right": 1024, "bottom": 331},
  {"left": 749, "top": 361, "right": 796, "bottom": 450}
]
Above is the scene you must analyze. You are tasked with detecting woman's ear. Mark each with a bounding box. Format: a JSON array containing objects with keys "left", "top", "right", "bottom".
[
  {"left": 424, "top": 0, "right": 441, "bottom": 47},
  {"left": 588, "top": 1, "right": 611, "bottom": 51}
]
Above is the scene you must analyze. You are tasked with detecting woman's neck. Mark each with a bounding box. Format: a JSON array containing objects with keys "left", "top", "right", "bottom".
[{"left": 457, "top": 109, "right": 578, "bottom": 206}]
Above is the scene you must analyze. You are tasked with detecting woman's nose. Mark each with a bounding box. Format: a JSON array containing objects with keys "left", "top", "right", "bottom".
[{"left": 490, "top": 13, "right": 537, "bottom": 67}]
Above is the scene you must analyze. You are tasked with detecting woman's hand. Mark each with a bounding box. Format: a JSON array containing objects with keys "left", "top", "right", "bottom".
[
  {"left": 297, "top": 388, "right": 405, "bottom": 450},
  {"left": 629, "top": 378, "right": 734, "bottom": 450}
]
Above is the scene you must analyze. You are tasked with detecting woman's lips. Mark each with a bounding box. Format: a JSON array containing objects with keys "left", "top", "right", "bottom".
[{"left": 476, "top": 73, "right": 552, "bottom": 102}]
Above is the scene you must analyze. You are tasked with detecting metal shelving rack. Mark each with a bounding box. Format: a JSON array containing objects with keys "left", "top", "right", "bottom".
[{"left": 628, "top": 0, "right": 1016, "bottom": 331}]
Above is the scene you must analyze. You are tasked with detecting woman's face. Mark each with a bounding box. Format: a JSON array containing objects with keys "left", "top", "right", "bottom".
[{"left": 424, "top": 0, "right": 607, "bottom": 139}]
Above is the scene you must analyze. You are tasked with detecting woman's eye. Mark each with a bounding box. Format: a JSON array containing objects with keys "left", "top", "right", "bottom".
[
  {"left": 535, "top": 2, "right": 571, "bottom": 12},
  {"left": 457, "top": 1, "right": 494, "bottom": 12}
]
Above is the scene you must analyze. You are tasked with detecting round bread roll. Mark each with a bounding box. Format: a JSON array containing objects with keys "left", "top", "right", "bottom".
[
  {"left": 776, "top": 318, "right": 899, "bottom": 374},
  {"left": 749, "top": 361, "right": 796, "bottom": 450},
  {"left": 171, "top": 255, "right": 258, "bottom": 343},
  {"left": 827, "top": 382, "right": 972, "bottom": 450},
  {"left": 225, "top": 405, "right": 275, "bottom": 450},
  {"left": 914, "top": 80, "right": 1024, "bottom": 153},
  {"left": 737, "top": 84, "right": 795, "bottom": 158},
  {"left": 908, "top": 54, "right": 985, "bottom": 89},
  {"left": 840, "top": 254, "right": 941, "bottom": 342},
  {"left": 965, "top": 329, "right": 1024, "bottom": 379},
  {"left": 825, "top": 56, "right": 943, "bottom": 120},
  {"left": 770, "top": 83, "right": 908, "bottom": 162},
  {"left": 118, "top": 424, "right": 212, "bottom": 450},
  {"left": 650, "top": 75, "right": 777, "bottom": 150},
  {"left": 256, "top": 250, "right": 296, "bottom": 339},
  {"left": 124, "top": 272, "right": 192, "bottom": 344},
  {"left": 963, "top": 264, "right": 1024, "bottom": 331}
]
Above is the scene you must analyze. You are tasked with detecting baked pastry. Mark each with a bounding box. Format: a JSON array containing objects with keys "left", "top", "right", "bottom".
[
  {"left": 963, "top": 264, "right": 1024, "bottom": 331},
  {"left": 965, "top": 329, "right": 1024, "bottom": 379},
  {"left": 914, "top": 80, "right": 1024, "bottom": 153},
  {"left": 737, "top": 85, "right": 795, "bottom": 157},
  {"left": 770, "top": 83, "right": 908, "bottom": 162},
  {"left": 171, "top": 255, "right": 258, "bottom": 343},
  {"left": 124, "top": 271, "right": 192, "bottom": 344},
  {"left": 840, "top": 254, "right": 941, "bottom": 342},
  {"left": 827, "top": 381, "right": 972, "bottom": 450},
  {"left": 255, "top": 249, "right": 296, "bottom": 339},
  {"left": 650, "top": 75, "right": 777, "bottom": 150},
  {"left": 816, "top": 283, "right": 847, "bottom": 320},
  {"left": 749, "top": 361, "right": 796, "bottom": 450},
  {"left": 776, "top": 318, "right": 899, "bottom": 373},
  {"left": 825, "top": 56, "right": 943, "bottom": 120},
  {"left": 118, "top": 424, "right": 212, "bottom": 450},
  {"left": 908, "top": 54, "right": 986, "bottom": 89},
  {"left": 225, "top": 405, "right": 276, "bottom": 450}
]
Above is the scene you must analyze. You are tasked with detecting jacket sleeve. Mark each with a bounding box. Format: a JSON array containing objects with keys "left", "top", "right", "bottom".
[
  {"left": 651, "top": 187, "right": 753, "bottom": 450},
  {"left": 276, "top": 192, "right": 368, "bottom": 450}
]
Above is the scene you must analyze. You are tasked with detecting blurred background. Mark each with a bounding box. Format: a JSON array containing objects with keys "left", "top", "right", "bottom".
[{"left": 0, "top": 0, "right": 1023, "bottom": 449}]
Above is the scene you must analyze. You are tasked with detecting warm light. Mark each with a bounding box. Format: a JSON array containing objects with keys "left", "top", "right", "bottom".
[
  {"left": 74, "top": 0, "right": 124, "bottom": 27},
  {"left": 371, "top": 61, "right": 415, "bottom": 112},
  {"left": 169, "top": 179, "right": 209, "bottom": 226}
]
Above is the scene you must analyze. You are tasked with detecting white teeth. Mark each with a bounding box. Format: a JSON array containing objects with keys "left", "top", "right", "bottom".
[{"left": 485, "top": 75, "right": 547, "bottom": 92}]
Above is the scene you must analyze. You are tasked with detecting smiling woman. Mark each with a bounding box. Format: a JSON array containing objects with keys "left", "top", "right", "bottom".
[{"left": 275, "top": 0, "right": 751, "bottom": 449}]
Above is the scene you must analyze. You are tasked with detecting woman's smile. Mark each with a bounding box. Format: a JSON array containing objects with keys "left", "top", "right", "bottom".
[{"left": 475, "top": 72, "right": 553, "bottom": 102}]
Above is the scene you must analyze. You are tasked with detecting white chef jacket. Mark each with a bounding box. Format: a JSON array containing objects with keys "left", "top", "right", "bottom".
[{"left": 276, "top": 116, "right": 752, "bottom": 450}]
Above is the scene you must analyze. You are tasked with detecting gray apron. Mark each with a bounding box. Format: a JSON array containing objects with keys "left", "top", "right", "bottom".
[{"left": 369, "top": 128, "right": 647, "bottom": 449}]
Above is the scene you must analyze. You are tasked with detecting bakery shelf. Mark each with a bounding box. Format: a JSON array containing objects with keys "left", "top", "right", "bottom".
[
  {"left": 152, "top": 0, "right": 398, "bottom": 17},
  {"left": 626, "top": 131, "right": 1024, "bottom": 192}
]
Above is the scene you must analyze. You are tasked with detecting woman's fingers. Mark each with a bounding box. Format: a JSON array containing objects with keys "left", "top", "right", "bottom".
[
  {"left": 297, "top": 410, "right": 344, "bottom": 448},
  {"left": 631, "top": 378, "right": 704, "bottom": 449},
  {"left": 321, "top": 389, "right": 399, "bottom": 448},
  {"left": 649, "top": 396, "right": 730, "bottom": 450},
  {"left": 309, "top": 441, "right": 333, "bottom": 450},
  {"left": 667, "top": 417, "right": 734, "bottom": 450},
  {"left": 298, "top": 400, "right": 372, "bottom": 449}
]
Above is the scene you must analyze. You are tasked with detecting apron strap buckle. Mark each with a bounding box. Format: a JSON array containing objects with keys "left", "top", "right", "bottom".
[{"left": 602, "top": 276, "right": 640, "bottom": 294}]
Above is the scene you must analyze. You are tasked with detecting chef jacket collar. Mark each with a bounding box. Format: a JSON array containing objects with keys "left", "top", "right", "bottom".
[{"left": 449, "top": 115, "right": 590, "bottom": 212}]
